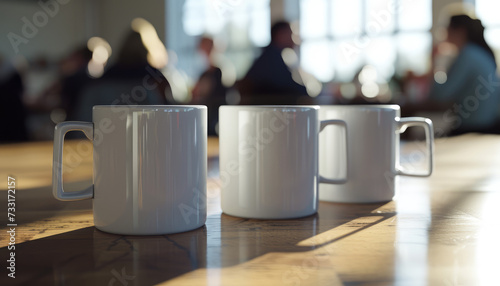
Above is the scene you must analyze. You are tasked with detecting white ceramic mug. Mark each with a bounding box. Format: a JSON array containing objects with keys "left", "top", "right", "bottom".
[
  {"left": 219, "top": 105, "right": 347, "bottom": 219},
  {"left": 52, "top": 105, "right": 207, "bottom": 235},
  {"left": 319, "top": 105, "right": 433, "bottom": 203}
]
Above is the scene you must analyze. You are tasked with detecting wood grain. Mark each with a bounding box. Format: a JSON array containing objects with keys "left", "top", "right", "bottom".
[{"left": 0, "top": 134, "right": 499, "bottom": 285}]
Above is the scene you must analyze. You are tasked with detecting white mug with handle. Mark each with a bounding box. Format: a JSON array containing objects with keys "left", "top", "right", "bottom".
[
  {"left": 52, "top": 105, "right": 207, "bottom": 235},
  {"left": 319, "top": 105, "right": 433, "bottom": 203},
  {"left": 219, "top": 105, "right": 347, "bottom": 219}
]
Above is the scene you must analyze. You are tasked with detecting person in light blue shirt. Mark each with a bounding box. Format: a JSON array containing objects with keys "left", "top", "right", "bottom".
[{"left": 430, "top": 14, "right": 500, "bottom": 135}]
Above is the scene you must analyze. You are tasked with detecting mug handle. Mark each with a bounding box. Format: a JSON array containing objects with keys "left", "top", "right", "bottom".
[
  {"left": 318, "top": 119, "right": 348, "bottom": 184},
  {"left": 395, "top": 117, "right": 434, "bottom": 177},
  {"left": 52, "top": 121, "right": 94, "bottom": 201}
]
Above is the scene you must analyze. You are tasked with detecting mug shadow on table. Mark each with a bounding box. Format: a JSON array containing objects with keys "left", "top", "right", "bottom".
[
  {"left": 0, "top": 182, "right": 93, "bottom": 227},
  {"left": 0, "top": 201, "right": 395, "bottom": 285}
]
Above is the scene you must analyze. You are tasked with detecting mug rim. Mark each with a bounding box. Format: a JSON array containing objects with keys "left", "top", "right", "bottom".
[
  {"left": 93, "top": 105, "right": 206, "bottom": 110},
  {"left": 319, "top": 104, "right": 399, "bottom": 111},
  {"left": 220, "top": 105, "right": 319, "bottom": 110}
]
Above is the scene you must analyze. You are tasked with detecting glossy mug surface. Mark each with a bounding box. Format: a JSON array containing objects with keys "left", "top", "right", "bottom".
[
  {"left": 52, "top": 105, "right": 207, "bottom": 235},
  {"left": 219, "top": 105, "right": 346, "bottom": 219},
  {"left": 319, "top": 105, "right": 433, "bottom": 203}
]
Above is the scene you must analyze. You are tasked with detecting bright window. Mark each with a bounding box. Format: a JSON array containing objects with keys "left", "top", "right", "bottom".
[
  {"left": 166, "top": 0, "right": 270, "bottom": 81},
  {"left": 299, "top": 0, "right": 432, "bottom": 82},
  {"left": 476, "top": 0, "right": 500, "bottom": 61}
]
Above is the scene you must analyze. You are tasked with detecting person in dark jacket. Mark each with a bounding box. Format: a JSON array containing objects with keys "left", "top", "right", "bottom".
[
  {"left": 0, "top": 56, "right": 28, "bottom": 143},
  {"left": 238, "top": 21, "right": 307, "bottom": 103}
]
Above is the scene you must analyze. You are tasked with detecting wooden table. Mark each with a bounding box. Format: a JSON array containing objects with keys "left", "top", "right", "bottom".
[{"left": 1, "top": 134, "right": 499, "bottom": 285}]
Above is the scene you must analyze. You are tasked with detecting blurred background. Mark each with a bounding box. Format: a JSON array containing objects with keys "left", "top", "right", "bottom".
[{"left": 1, "top": 0, "right": 499, "bottom": 141}]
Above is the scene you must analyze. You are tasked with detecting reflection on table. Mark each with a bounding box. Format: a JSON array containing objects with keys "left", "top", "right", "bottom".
[{"left": 0, "top": 134, "right": 499, "bottom": 285}]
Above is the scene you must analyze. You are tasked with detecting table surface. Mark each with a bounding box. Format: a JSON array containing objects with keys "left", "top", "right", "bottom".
[{"left": 1, "top": 134, "right": 499, "bottom": 285}]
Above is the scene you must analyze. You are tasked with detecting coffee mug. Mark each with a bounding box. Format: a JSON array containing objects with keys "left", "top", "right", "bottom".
[
  {"left": 219, "top": 105, "right": 347, "bottom": 219},
  {"left": 52, "top": 105, "right": 207, "bottom": 235},
  {"left": 319, "top": 105, "right": 433, "bottom": 203}
]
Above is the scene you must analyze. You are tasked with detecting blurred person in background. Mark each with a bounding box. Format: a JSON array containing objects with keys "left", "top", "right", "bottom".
[
  {"left": 429, "top": 14, "right": 500, "bottom": 135},
  {"left": 59, "top": 46, "right": 93, "bottom": 121},
  {"left": 191, "top": 36, "right": 227, "bottom": 135},
  {"left": 74, "top": 29, "right": 173, "bottom": 121},
  {"left": 0, "top": 54, "right": 28, "bottom": 143},
  {"left": 36, "top": 46, "right": 94, "bottom": 121},
  {"left": 238, "top": 21, "right": 307, "bottom": 104}
]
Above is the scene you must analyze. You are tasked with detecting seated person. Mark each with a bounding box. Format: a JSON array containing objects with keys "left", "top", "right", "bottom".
[{"left": 238, "top": 21, "right": 307, "bottom": 104}]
